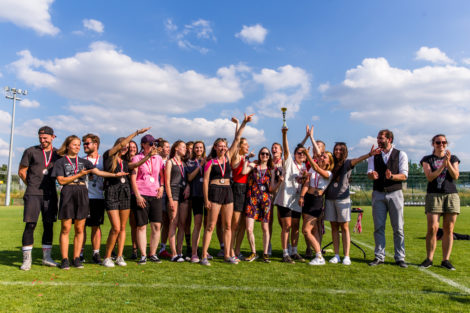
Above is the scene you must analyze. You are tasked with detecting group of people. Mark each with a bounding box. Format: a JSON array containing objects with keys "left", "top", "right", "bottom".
[{"left": 18, "top": 115, "right": 461, "bottom": 270}]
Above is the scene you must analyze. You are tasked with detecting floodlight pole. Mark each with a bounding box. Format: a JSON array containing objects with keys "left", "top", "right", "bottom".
[{"left": 4, "top": 87, "right": 26, "bottom": 206}]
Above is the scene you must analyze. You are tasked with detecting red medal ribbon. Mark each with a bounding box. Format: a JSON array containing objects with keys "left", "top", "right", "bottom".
[
  {"left": 195, "top": 158, "right": 203, "bottom": 175},
  {"left": 216, "top": 156, "right": 226, "bottom": 178},
  {"left": 119, "top": 160, "right": 124, "bottom": 173},
  {"left": 65, "top": 156, "right": 78, "bottom": 175},
  {"left": 173, "top": 157, "right": 185, "bottom": 179},
  {"left": 43, "top": 149, "right": 53, "bottom": 168},
  {"left": 86, "top": 154, "right": 100, "bottom": 166}
]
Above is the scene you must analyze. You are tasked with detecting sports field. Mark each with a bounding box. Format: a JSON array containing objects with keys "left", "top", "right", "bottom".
[{"left": 0, "top": 205, "right": 469, "bottom": 313}]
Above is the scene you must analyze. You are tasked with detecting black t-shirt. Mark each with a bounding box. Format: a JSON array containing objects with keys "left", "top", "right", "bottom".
[
  {"left": 20, "top": 145, "right": 60, "bottom": 195},
  {"left": 187, "top": 159, "right": 204, "bottom": 197},
  {"left": 51, "top": 156, "right": 94, "bottom": 183},
  {"left": 420, "top": 154, "right": 460, "bottom": 194},
  {"left": 325, "top": 159, "right": 354, "bottom": 200},
  {"left": 103, "top": 150, "right": 129, "bottom": 186}
]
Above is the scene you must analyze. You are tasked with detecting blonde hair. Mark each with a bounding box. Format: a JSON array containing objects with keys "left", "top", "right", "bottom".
[{"left": 57, "top": 135, "right": 80, "bottom": 156}]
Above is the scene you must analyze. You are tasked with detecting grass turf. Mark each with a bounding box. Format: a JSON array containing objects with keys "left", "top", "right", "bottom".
[{"left": 0, "top": 205, "right": 469, "bottom": 312}]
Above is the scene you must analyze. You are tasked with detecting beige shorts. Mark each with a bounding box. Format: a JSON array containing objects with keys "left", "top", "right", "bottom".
[
  {"left": 325, "top": 198, "right": 351, "bottom": 223},
  {"left": 425, "top": 193, "right": 460, "bottom": 214}
]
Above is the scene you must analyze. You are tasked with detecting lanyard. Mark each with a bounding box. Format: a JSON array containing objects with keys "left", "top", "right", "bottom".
[
  {"left": 216, "top": 156, "right": 226, "bottom": 178},
  {"left": 65, "top": 156, "right": 78, "bottom": 175},
  {"left": 312, "top": 171, "right": 320, "bottom": 188},
  {"left": 86, "top": 154, "right": 100, "bottom": 166},
  {"left": 43, "top": 149, "right": 53, "bottom": 168},
  {"left": 119, "top": 160, "right": 124, "bottom": 173},
  {"left": 258, "top": 165, "right": 267, "bottom": 183},
  {"left": 195, "top": 158, "right": 203, "bottom": 175},
  {"left": 146, "top": 157, "right": 153, "bottom": 176},
  {"left": 173, "top": 157, "right": 185, "bottom": 179}
]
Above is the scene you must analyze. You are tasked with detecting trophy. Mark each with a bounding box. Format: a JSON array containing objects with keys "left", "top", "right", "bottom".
[{"left": 281, "top": 107, "right": 288, "bottom": 129}]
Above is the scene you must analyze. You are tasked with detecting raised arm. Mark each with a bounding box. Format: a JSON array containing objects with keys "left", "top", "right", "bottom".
[
  {"left": 300, "top": 125, "right": 310, "bottom": 147},
  {"left": 282, "top": 128, "right": 289, "bottom": 160},
  {"left": 303, "top": 150, "right": 329, "bottom": 179},
  {"left": 108, "top": 127, "right": 151, "bottom": 156},
  {"left": 308, "top": 125, "right": 322, "bottom": 158},
  {"left": 90, "top": 167, "right": 128, "bottom": 178},
  {"left": 228, "top": 113, "right": 253, "bottom": 159},
  {"left": 351, "top": 145, "right": 381, "bottom": 167},
  {"left": 128, "top": 146, "right": 157, "bottom": 170}
]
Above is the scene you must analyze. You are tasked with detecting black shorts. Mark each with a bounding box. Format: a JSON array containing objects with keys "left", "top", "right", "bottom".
[
  {"left": 170, "top": 185, "right": 185, "bottom": 202},
  {"left": 58, "top": 185, "right": 89, "bottom": 220},
  {"left": 278, "top": 205, "right": 301, "bottom": 219},
  {"left": 105, "top": 183, "right": 131, "bottom": 211},
  {"left": 191, "top": 196, "right": 206, "bottom": 216},
  {"left": 209, "top": 185, "right": 233, "bottom": 205},
  {"left": 302, "top": 194, "right": 323, "bottom": 218},
  {"left": 132, "top": 195, "right": 163, "bottom": 226},
  {"left": 23, "top": 194, "right": 58, "bottom": 223},
  {"left": 86, "top": 199, "right": 105, "bottom": 226},
  {"left": 232, "top": 182, "right": 247, "bottom": 213}
]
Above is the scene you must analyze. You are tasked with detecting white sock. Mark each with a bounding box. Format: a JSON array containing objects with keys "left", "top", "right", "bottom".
[
  {"left": 93, "top": 250, "right": 99, "bottom": 254},
  {"left": 316, "top": 253, "right": 322, "bottom": 259},
  {"left": 22, "top": 246, "right": 33, "bottom": 252},
  {"left": 42, "top": 244, "right": 52, "bottom": 250},
  {"left": 292, "top": 246, "right": 298, "bottom": 254},
  {"left": 283, "top": 249, "right": 289, "bottom": 257}
]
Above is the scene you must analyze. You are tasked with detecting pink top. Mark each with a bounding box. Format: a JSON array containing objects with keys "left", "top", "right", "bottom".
[{"left": 132, "top": 153, "right": 164, "bottom": 197}]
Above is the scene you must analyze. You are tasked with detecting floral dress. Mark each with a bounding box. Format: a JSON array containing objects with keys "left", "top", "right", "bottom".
[{"left": 245, "top": 166, "right": 272, "bottom": 223}]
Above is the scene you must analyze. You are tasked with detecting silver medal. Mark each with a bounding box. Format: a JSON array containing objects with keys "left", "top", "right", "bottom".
[
  {"left": 149, "top": 177, "right": 155, "bottom": 183},
  {"left": 182, "top": 181, "right": 186, "bottom": 187},
  {"left": 220, "top": 179, "right": 225, "bottom": 184},
  {"left": 199, "top": 177, "right": 203, "bottom": 183},
  {"left": 42, "top": 169, "right": 48, "bottom": 175},
  {"left": 121, "top": 177, "right": 126, "bottom": 184},
  {"left": 260, "top": 185, "right": 266, "bottom": 191},
  {"left": 74, "top": 179, "right": 79, "bottom": 183}
]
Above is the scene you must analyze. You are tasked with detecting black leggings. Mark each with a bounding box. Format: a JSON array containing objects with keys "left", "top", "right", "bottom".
[{"left": 22, "top": 221, "right": 54, "bottom": 246}]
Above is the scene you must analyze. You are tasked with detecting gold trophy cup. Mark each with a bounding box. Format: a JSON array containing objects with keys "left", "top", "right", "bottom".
[{"left": 281, "top": 107, "right": 288, "bottom": 129}]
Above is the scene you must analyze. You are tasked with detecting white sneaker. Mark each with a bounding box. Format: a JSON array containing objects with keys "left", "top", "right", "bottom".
[
  {"left": 115, "top": 256, "right": 127, "bottom": 266},
  {"left": 20, "top": 250, "right": 32, "bottom": 271},
  {"left": 308, "top": 256, "right": 325, "bottom": 266},
  {"left": 42, "top": 249, "right": 58, "bottom": 267},
  {"left": 342, "top": 256, "right": 351, "bottom": 266},
  {"left": 102, "top": 257, "right": 115, "bottom": 268},
  {"left": 329, "top": 255, "right": 341, "bottom": 264}
]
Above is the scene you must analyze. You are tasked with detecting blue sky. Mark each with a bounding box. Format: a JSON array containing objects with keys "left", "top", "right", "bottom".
[{"left": 1, "top": 0, "right": 470, "bottom": 170}]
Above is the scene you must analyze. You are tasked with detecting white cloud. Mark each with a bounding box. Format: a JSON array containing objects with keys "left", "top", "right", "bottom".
[
  {"left": 415, "top": 46, "right": 454, "bottom": 64},
  {"left": 165, "top": 18, "right": 216, "bottom": 54},
  {"left": 0, "top": 0, "right": 59, "bottom": 35},
  {"left": 235, "top": 24, "right": 268, "bottom": 45},
  {"left": 10, "top": 42, "right": 245, "bottom": 114},
  {"left": 462, "top": 58, "right": 470, "bottom": 65},
  {"left": 253, "top": 65, "right": 310, "bottom": 117},
  {"left": 83, "top": 19, "right": 104, "bottom": 33},
  {"left": 321, "top": 51, "right": 470, "bottom": 162},
  {"left": 19, "top": 99, "right": 40, "bottom": 108}
]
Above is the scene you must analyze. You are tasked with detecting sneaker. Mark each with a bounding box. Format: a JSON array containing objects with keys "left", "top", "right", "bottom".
[
  {"left": 291, "top": 253, "right": 305, "bottom": 263},
  {"left": 178, "top": 254, "right": 185, "bottom": 262},
  {"left": 217, "top": 249, "right": 225, "bottom": 257},
  {"left": 148, "top": 255, "right": 162, "bottom": 263},
  {"left": 60, "top": 258, "right": 70, "bottom": 270},
  {"left": 419, "top": 258, "right": 433, "bottom": 269},
  {"left": 138, "top": 256, "right": 147, "bottom": 265},
  {"left": 200, "top": 258, "right": 211, "bottom": 266},
  {"left": 224, "top": 256, "right": 238, "bottom": 264},
  {"left": 158, "top": 250, "right": 172, "bottom": 259},
  {"left": 79, "top": 254, "right": 85, "bottom": 263},
  {"left": 245, "top": 253, "right": 258, "bottom": 262},
  {"left": 329, "top": 255, "right": 341, "bottom": 264},
  {"left": 170, "top": 255, "right": 182, "bottom": 262},
  {"left": 190, "top": 255, "right": 200, "bottom": 263},
  {"left": 102, "top": 257, "right": 115, "bottom": 268},
  {"left": 308, "top": 256, "right": 326, "bottom": 266},
  {"left": 42, "top": 249, "right": 58, "bottom": 267},
  {"left": 115, "top": 256, "right": 127, "bottom": 266},
  {"left": 263, "top": 254, "right": 271, "bottom": 263},
  {"left": 130, "top": 249, "right": 138, "bottom": 260},
  {"left": 111, "top": 250, "right": 117, "bottom": 261},
  {"left": 282, "top": 255, "right": 295, "bottom": 264},
  {"left": 368, "top": 258, "right": 384, "bottom": 266},
  {"left": 396, "top": 260, "right": 408, "bottom": 268},
  {"left": 441, "top": 260, "right": 455, "bottom": 271},
  {"left": 73, "top": 257, "right": 84, "bottom": 269},
  {"left": 20, "top": 250, "right": 32, "bottom": 271},
  {"left": 207, "top": 253, "right": 214, "bottom": 260},
  {"left": 237, "top": 253, "right": 245, "bottom": 261},
  {"left": 342, "top": 256, "right": 351, "bottom": 266},
  {"left": 92, "top": 253, "right": 102, "bottom": 265}
]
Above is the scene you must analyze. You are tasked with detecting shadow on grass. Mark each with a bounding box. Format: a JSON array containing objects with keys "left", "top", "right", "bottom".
[{"left": 422, "top": 287, "right": 470, "bottom": 300}]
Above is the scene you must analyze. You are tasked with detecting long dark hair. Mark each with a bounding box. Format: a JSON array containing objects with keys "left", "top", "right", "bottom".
[
  {"left": 124, "top": 140, "right": 138, "bottom": 162},
  {"left": 57, "top": 135, "right": 80, "bottom": 156},
  {"left": 331, "top": 142, "right": 348, "bottom": 182},
  {"left": 209, "top": 138, "right": 228, "bottom": 159},
  {"left": 431, "top": 134, "right": 447, "bottom": 154},
  {"left": 257, "top": 147, "right": 273, "bottom": 170},
  {"left": 191, "top": 141, "right": 206, "bottom": 160},
  {"left": 170, "top": 140, "right": 186, "bottom": 159}
]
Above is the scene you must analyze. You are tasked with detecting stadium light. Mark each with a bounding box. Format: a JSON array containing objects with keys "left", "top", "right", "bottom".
[{"left": 4, "top": 86, "right": 27, "bottom": 206}]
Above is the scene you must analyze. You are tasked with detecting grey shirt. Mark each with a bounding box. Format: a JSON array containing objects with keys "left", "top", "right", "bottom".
[{"left": 325, "top": 159, "right": 353, "bottom": 200}]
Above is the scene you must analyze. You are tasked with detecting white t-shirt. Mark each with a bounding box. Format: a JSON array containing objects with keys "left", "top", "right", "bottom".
[
  {"left": 308, "top": 168, "right": 332, "bottom": 190},
  {"left": 83, "top": 155, "right": 104, "bottom": 200},
  {"left": 274, "top": 155, "right": 306, "bottom": 213}
]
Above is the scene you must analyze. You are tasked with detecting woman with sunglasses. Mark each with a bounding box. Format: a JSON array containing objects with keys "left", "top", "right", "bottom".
[
  {"left": 101, "top": 127, "right": 151, "bottom": 267},
  {"left": 51, "top": 135, "right": 128, "bottom": 269},
  {"left": 242, "top": 148, "right": 283, "bottom": 263},
  {"left": 200, "top": 114, "right": 253, "bottom": 265},
  {"left": 165, "top": 140, "right": 190, "bottom": 262},
  {"left": 273, "top": 126, "right": 310, "bottom": 263},
  {"left": 186, "top": 141, "right": 207, "bottom": 262},
  {"left": 419, "top": 135, "right": 460, "bottom": 270}
]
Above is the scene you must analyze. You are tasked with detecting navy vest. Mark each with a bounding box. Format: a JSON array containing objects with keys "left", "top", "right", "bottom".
[{"left": 373, "top": 148, "right": 403, "bottom": 192}]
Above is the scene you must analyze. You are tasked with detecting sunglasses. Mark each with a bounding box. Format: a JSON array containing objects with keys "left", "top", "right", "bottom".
[
  {"left": 260, "top": 152, "right": 270, "bottom": 156},
  {"left": 435, "top": 141, "right": 447, "bottom": 145},
  {"left": 83, "top": 142, "right": 93, "bottom": 146},
  {"left": 295, "top": 151, "right": 304, "bottom": 155}
]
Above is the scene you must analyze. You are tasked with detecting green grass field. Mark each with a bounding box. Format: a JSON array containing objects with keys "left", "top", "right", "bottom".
[{"left": 0, "top": 205, "right": 469, "bottom": 312}]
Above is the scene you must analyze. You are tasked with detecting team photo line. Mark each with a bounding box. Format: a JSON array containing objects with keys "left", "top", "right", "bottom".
[{"left": 18, "top": 113, "right": 462, "bottom": 272}]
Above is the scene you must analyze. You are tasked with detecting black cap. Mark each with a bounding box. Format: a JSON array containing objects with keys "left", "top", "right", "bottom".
[{"left": 38, "top": 126, "right": 54, "bottom": 136}]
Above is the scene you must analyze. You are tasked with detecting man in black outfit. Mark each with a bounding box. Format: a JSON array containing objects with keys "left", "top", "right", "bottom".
[{"left": 18, "top": 126, "right": 60, "bottom": 270}]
